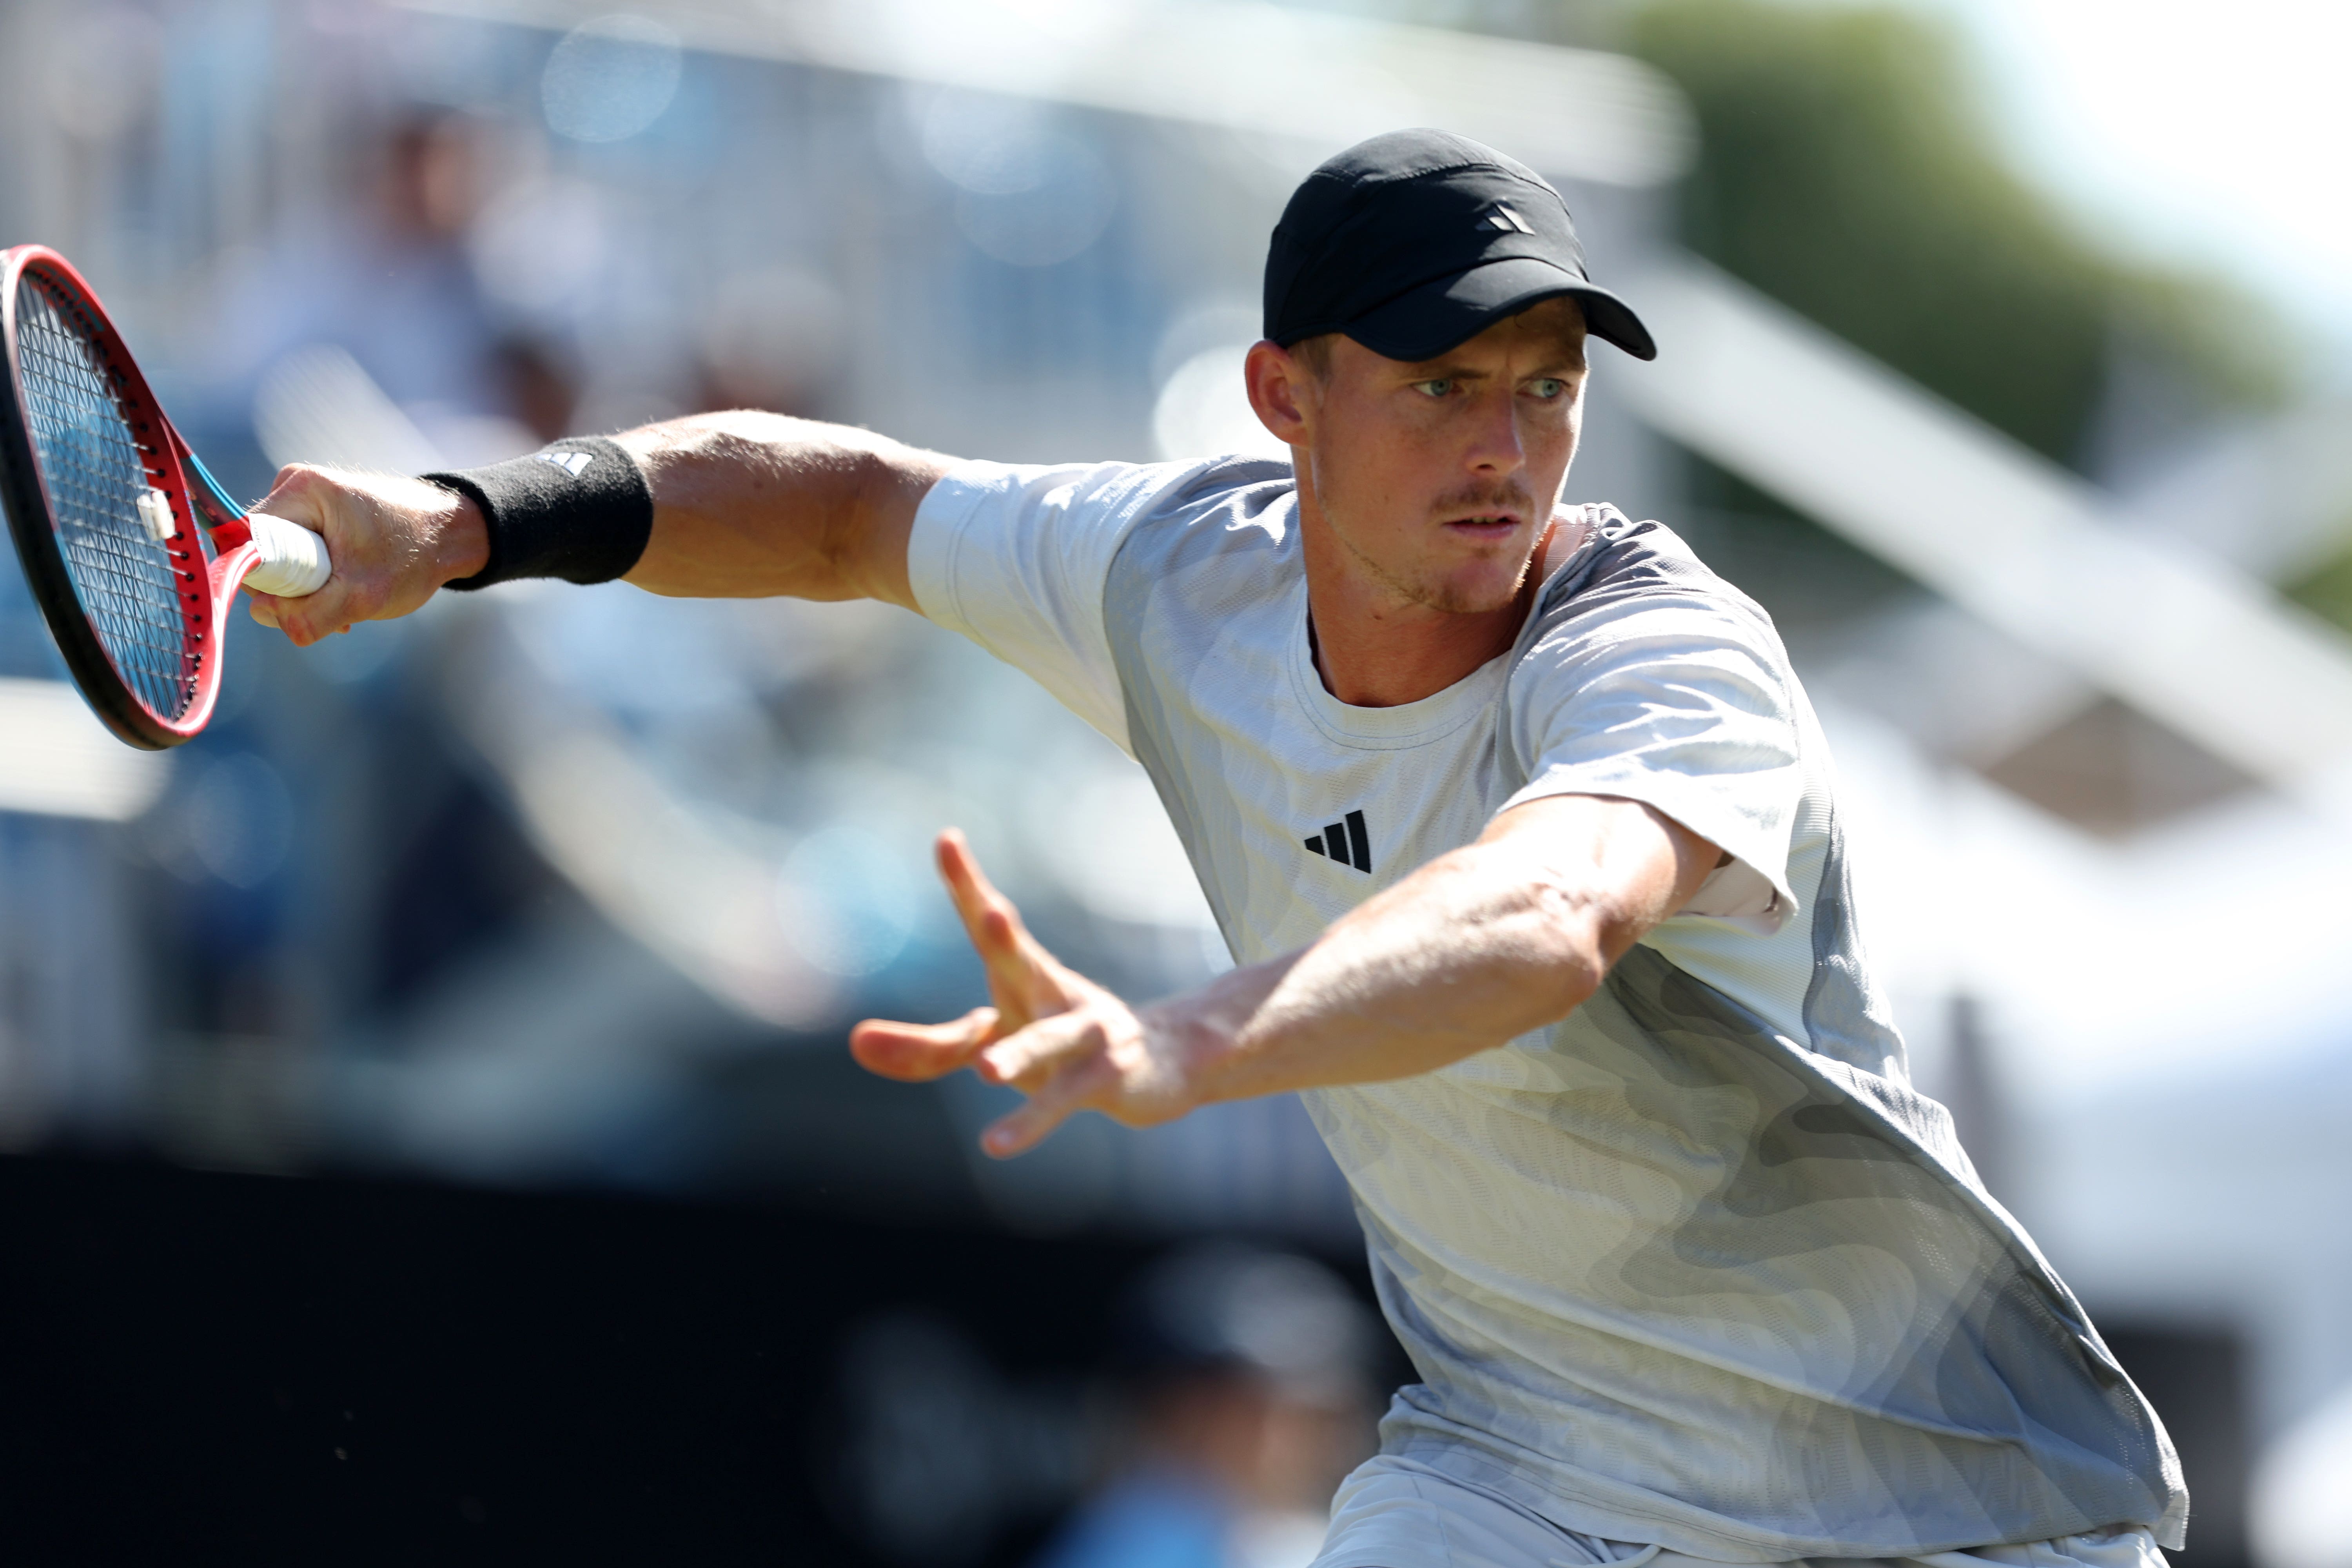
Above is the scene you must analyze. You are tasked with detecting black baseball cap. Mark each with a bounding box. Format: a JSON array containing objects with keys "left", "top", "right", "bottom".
[{"left": 1263, "top": 129, "right": 1656, "bottom": 363}]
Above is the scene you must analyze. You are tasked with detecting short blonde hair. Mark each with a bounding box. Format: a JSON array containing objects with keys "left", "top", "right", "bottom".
[{"left": 1287, "top": 333, "right": 1338, "bottom": 382}]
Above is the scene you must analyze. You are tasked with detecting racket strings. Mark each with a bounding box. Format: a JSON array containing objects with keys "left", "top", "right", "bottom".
[{"left": 14, "top": 274, "right": 194, "bottom": 722}]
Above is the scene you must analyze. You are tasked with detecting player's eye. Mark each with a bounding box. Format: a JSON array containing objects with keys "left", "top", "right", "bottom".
[
  {"left": 1526, "top": 378, "right": 1567, "bottom": 399},
  {"left": 1412, "top": 379, "right": 1456, "bottom": 398}
]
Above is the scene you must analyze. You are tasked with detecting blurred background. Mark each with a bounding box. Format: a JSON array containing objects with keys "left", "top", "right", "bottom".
[{"left": 0, "top": 0, "right": 2347, "bottom": 1560}]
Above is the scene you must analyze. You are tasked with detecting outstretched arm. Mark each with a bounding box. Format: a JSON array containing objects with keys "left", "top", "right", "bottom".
[
  {"left": 852, "top": 793, "right": 1722, "bottom": 1157},
  {"left": 610, "top": 413, "right": 950, "bottom": 605},
  {"left": 244, "top": 411, "right": 955, "bottom": 645}
]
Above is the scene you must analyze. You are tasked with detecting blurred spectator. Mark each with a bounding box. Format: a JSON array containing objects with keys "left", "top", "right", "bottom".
[
  {"left": 214, "top": 111, "right": 564, "bottom": 469},
  {"left": 691, "top": 266, "right": 849, "bottom": 418},
  {"left": 1034, "top": 1245, "right": 1381, "bottom": 1568},
  {"left": 493, "top": 330, "right": 582, "bottom": 446}
]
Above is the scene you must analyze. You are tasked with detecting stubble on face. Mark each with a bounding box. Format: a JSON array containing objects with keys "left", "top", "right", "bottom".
[{"left": 1320, "top": 473, "right": 1545, "bottom": 616}]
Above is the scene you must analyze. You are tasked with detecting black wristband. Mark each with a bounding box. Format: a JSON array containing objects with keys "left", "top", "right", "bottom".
[{"left": 423, "top": 435, "right": 653, "bottom": 591}]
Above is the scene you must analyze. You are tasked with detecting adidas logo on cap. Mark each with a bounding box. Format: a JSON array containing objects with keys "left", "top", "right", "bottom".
[{"left": 1478, "top": 203, "right": 1534, "bottom": 235}]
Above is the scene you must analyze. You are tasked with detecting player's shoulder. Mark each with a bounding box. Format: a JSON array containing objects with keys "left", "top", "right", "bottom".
[
  {"left": 1128, "top": 453, "right": 1297, "bottom": 530},
  {"left": 1099, "top": 453, "right": 1301, "bottom": 572},
  {"left": 1527, "top": 503, "right": 1782, "bottom": 649},
  {"left": 935, "top": 452, "right": 1294, "bottom": 537}
]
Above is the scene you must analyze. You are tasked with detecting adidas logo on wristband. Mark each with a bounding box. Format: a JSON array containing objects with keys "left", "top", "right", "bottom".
[{"left": 532, "top": 449, "right": 595, "bottom": 478}]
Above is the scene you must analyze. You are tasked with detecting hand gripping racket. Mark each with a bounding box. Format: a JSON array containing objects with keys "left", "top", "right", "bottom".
[{"left": 0, "top": 245, "right": 331, "bottom": 750}]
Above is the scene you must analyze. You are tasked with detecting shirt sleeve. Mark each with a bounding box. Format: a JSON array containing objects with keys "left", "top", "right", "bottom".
[
  {"left": 1502, "top": 597, "right": 1804, "bottom": 934},
  {"left": 907, "top": 458, "right": 1168, "bottom": 751}
]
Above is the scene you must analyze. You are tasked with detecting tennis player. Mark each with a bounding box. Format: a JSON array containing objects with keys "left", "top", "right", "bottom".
[{"left": 249, "top": 131, "right": 2186, "bottom": 1568}]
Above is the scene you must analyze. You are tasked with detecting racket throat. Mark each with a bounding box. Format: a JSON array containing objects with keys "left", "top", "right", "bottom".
[{"left": 178, "top": 440, "right": 251, "bottom": 534}]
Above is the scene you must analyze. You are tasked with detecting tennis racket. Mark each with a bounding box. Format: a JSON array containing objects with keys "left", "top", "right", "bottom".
[{"left": 0, "top": 245, "right": 331, "bottom": 750}]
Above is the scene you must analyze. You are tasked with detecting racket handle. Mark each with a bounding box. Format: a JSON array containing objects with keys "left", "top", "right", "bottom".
[{"left": 240, "top": 511, "right": 332, "bottom": 597}]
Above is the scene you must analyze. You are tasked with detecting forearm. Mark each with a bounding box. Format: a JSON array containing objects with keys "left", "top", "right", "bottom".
[
  {"left": 613, "top": 411, "right": 952, "bottom": 606},
  {"left": 850, "top": 800, "right": 1713, "bottom": 1158},
  {"left": 1160, "top": 844, "right": 1616, "bottom": 1104},
  {"left": 1152, "top": 796, "right": 1715, "bottom": 1107}
]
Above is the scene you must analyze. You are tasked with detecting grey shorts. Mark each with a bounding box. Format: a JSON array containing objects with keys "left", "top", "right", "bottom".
[{"left": 1311, "top": 1456, "right": 2169, "bottom": 1568}]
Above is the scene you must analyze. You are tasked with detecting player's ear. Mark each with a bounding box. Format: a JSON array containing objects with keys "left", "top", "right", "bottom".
[{"left": 1245, "top": 339, "right": 1314, "bottom": 450}]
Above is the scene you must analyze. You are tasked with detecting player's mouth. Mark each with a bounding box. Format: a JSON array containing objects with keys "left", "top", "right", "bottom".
[{"left": 1443, "top": 512, "right": 1524, "bottom": 540}]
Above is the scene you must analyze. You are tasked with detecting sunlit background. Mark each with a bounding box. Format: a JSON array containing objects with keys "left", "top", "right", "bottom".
[{"left": 0, "top": 0, "right": 2347, "bottom": 1560}]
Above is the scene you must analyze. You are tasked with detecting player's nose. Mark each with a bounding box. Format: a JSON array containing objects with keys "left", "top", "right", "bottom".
[{"left": 1465, "top": 388, "right": 1526, "bottom": 474}]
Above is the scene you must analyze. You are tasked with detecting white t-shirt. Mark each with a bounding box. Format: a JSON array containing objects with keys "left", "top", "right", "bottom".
[{"left": 909, "top": 455, "right": 2186, "bottom": 1562}]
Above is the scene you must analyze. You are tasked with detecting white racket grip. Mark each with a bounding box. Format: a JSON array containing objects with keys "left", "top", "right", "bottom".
[{"left": 241, "top": 511, "right": 332, "bottom": 597}]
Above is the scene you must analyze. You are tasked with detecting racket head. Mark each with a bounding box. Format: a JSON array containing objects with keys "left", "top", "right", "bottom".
[{"left": 0, "top": 246, "right": 218, "bottom": 749}]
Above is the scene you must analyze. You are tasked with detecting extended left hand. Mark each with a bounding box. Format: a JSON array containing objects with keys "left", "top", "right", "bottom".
[{"left": 848, "top": 829, "right": 1204, "bottom": 1157}]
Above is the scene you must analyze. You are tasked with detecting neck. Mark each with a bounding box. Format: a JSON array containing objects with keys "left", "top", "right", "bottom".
[{"left": 1301, "top": 507, "right": 1564, "bottom": 709}]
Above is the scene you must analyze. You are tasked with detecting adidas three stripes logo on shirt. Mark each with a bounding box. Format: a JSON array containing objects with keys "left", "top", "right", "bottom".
[{"left": 1304, "top": 809, "right": 1372, "bottom": 873}]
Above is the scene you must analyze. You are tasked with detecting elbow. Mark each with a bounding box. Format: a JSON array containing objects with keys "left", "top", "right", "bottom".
[
  {"left": 1528, "top": 934, "right": 1606, "bottom": 1029},
  {"left": 1512, "top": 887, "right": 1627, "bottom": 1028},
  {"left": 828, "top": 445, "right": 907, "bottom": 599}
]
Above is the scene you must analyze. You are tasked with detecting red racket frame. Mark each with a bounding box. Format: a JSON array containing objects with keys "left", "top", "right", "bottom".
[{"left": 0, "top": 245, "right": 282, "bottom": 749}]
